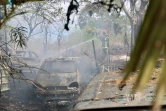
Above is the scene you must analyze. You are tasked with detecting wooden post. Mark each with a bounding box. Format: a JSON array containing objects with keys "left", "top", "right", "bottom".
[{"left": 92, "top": 40, "right": 99, "bottom": 73}]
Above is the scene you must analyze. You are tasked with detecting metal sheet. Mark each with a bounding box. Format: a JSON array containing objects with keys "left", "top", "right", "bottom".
[
  {"left": 0, "top": 68, "right": 10, "bottom": 92},
  {"left": 0, "top": 83, "right": 10, "bottom": 92}
]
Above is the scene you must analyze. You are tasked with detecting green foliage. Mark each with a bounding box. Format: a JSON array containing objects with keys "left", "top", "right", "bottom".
[
  {"left": 78, "top": 3, "right": 130, "bottom": 37},
  {"left": 82, "top": 25, "right": 95, "bottom": 40},
  {"left": 77, "top": 3, "right": 131, "bottom": 51}
]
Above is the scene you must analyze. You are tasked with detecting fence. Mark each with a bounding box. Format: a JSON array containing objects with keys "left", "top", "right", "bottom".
[{"left": 100, "top": 60, "right": 127, "bottom": 72}]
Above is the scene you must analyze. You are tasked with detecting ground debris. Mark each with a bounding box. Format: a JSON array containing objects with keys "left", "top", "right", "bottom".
[{"left": 0, "top": 89, "right": 47, "bottom": 111}]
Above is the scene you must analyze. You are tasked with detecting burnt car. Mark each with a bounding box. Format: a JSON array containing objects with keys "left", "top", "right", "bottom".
[
  {"left": 33, "top": 57, "right": 80, "bottom": 109},
  {"left": 12, "top": 50, "right": 40, "bottom": 63},
  {"left": 11, "top": 50, "right": 41, "bottom": 76}
]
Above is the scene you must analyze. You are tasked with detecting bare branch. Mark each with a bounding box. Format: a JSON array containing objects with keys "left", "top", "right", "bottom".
[
  {"left": 120, "top": 0, "right": 132, "bottom": 21},
  {"left": 31, "top": 30, "right": 43, "bottom": 36}
]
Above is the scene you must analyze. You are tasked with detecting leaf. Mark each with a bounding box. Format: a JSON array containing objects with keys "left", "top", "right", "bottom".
[
  {"left": 121, "top": 0, "right": 166, "bottom": 110},
  {"left": 153, "top": 47, "right": 166, "bottom": 110}
]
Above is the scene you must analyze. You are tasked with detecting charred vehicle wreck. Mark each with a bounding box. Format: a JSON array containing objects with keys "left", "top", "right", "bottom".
[
  {"left": 33, "top": 57, "right": 80, "bottom": 110},
  {"left": 11, "top": 50, "right": 41, "bottom": 76}
]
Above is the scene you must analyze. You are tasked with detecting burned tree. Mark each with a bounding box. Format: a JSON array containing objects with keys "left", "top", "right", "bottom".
[{"left": 120, "top": 0, "right": 148, "bottom": 48}]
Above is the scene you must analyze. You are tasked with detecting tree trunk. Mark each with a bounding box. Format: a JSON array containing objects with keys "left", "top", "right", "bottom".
[
  {"left": 131, "top": 21, "right": 141, "bottom": 50},
  {"left": 121, "top": 0, "right": 148, "bottom": 51}
]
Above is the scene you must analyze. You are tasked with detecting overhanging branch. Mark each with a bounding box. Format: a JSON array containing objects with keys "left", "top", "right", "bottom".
[{"left": 120, "top": 0, "right": 132, "bottom": 22}]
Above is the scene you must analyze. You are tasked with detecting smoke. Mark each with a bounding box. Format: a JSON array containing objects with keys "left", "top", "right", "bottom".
[{"left": 75, "top": 56, "right": 98, "bottom": 86}]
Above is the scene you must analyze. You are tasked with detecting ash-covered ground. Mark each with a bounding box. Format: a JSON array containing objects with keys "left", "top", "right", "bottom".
[{"left": 0, "top": 84, "right": 47, "bottom": 111}]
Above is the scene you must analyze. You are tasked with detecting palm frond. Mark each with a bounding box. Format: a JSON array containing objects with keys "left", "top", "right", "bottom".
[{"left": 121, "top": 0, "right": 166, "bottom": 110}]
